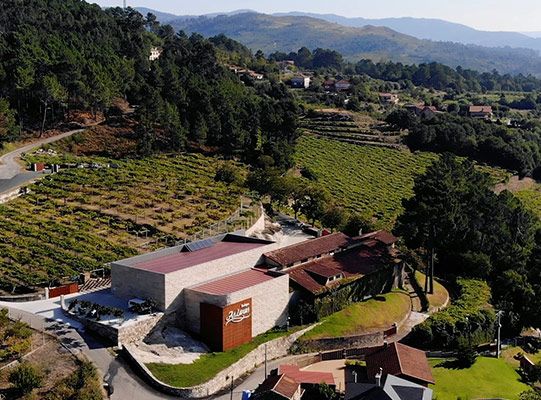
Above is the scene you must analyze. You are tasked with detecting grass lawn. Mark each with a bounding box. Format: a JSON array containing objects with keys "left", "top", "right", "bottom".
[
  {"left": 146, "top": 329, "right": 296, "bottom": 388},
  {"left": 429, "top": 357, "right": 530, "bottom": 400},
  {"left": 414, "top": 271, "right": 450, "bottom": 310},
  {"left": 299, "top": 291, "right": 411, "bottom": 341}
]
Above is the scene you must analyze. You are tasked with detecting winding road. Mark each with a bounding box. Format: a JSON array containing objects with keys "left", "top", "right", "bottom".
[
  {"left": 0, "top": 297, "right": 177, "bottom": 400},
  {"left": 0, "top": 128, "right": 87, "bottom": 195}
]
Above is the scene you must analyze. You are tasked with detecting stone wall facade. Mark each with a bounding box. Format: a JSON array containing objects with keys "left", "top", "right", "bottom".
[
  {"left": 117, "top": 313, "right": 163, "bottom": 345},
  {"left": 183, "top": 273, "right": 289, "bottom": 336},
  {"left": 111, "top": 264, "right": 166, "bottom": 309},
  {"left": 245, "top": 209, "right": 266, "bottom": 236},
  {"left": 123, "top": 325, "right": 314, "bottom": 398}
]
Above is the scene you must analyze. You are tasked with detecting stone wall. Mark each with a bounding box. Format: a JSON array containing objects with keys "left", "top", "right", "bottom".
[
  {"left": 299, "top": 331, "right": 385, "bottom": 352},
  {"left": 299, "top": 304, "right": 412, "bottom": 352},
  {"left": 227, "top": 273, "right": 289, "bottom": 336},
  {"left": 118, "top": 313, "right": 163, "bottom": 345},
  {"left": 111, "top": 264, "right": 166, "bottom": 310},
  {"left": 163, "top": 242, "right": 279, "bottom": 312},
  {"left": 64, "top": 309, "right": 163, "bottom": 347},
  {"left": 124, "top": 325, "right": 315, "bottom": 398},
  {"left": 183, "top": 273, "right": 289, "bottom": 337}
]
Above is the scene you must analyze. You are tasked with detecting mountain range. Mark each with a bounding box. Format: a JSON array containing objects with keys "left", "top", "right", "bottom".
[{"left": 135, "top": 8, "right": 541, "bottom": 75}]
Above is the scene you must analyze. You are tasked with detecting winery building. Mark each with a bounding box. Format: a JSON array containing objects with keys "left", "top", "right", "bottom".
[
  {"left": 110, "top": 230, "right": 402, "bottom": 350},
  {"left": 111, "top": 233, "right": 297, "bottom": 351}
]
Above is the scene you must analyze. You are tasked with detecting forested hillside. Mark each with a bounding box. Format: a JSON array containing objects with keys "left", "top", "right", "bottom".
[
  {"left": 0, "top": 0, "right": 298, "bottom": 167},
  {"left": 171, "top": 12, "right": 541, "bottom": 76}
]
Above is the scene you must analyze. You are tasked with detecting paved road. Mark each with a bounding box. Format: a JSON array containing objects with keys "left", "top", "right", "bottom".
[
  {"left": 0, "top": 128, "right": 86, "bottom": 179},
  {"left": 212, "top": 354, "right": 305, "bottom": 400},
  {"left": 1, "top": 298, "right": 177, "bottom": 400}
]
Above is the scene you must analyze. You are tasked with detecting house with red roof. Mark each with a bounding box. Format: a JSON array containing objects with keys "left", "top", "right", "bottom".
[
  {"left": 252, "top": 374, "right": 304, "bottom": 400},
  {"left": 279, "top": 365, "right": 336, "bottom": 387},
  {"left": 365, "top": 342, "right": 435, "bottom": 387},
  {"left": 379, "top": 93, "right": 399, "bottom": 105},
  {"left": 469, "top": 105, "right": 493, "bottom": 119}
]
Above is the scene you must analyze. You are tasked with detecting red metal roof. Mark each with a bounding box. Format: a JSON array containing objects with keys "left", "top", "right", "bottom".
[
  {"left": 469, "top": 105, "right": 492, "bottom": 113},
  {"left": 264, "top": 233, "right": 353, "bottom": 267},
  {"left": 280, "top": 365, "right": 335, "bottom": 385},
  {"left": 133, "top": 241, "right": 267, "bottom": 274},
  {"left": 189, "top": 269, "right": 278, "bottom": 295},
  {"left": 254, "top": 374, "right": 302, "bottom": 400},
  {"left": 365, "top": 343, "right": 435, "bottom": 385}
]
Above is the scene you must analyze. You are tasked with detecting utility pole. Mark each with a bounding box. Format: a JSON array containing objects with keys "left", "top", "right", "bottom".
[
  {"left": 264, "top": 344, "right": 268, "bottom": 378},
  {"left": 497, "top": 311, "right": 503, "bottom": 358},
  {"left": 229, "top": 375, "right": 234, "bottom": 400}
]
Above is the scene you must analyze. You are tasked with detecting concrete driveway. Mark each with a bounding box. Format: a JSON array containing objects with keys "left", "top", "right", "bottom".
[{"left": 1, "top": 295, "right": 177, "bottom": 400}]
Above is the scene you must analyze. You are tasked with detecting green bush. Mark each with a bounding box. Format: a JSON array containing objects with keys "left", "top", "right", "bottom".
[
  {"left": 214, "top": 162, "right": 240, "bottom": 184},
  {"left": 9, "top": 362, "right": 43, "bottom": 395},
  {"left": 406, "top": 279, "right": 496, "bottom": 350}
]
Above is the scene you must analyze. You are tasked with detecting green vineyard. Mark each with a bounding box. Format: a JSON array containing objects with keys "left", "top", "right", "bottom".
[
  {"left": 0, "top": 153, "right": 246, "bottom": 289},
  {"left": 294, "top": 135, "right": 438, "bottom": 228}
]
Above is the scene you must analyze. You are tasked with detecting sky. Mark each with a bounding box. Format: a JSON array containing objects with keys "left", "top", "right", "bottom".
[{"left": 91, "top": 0, "right": 541, "bottom": 32}]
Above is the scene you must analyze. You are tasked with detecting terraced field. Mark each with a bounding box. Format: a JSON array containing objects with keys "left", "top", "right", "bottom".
[
  {"left": 0, "top": 153, "right": 247, "bottom": 290},
  {"left": 300, "top": 112, "right": 403, "bottom": 149},
  {"left": 294, "top": 135, "right": 438, "bottom": 228}
]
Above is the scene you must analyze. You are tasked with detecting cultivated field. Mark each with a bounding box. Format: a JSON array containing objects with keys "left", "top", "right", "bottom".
[
  {"left": 0, "top": 153, "right": 247, "bottom": 290},
  {"left": 294, "top": 135, "right": 438, "bottom": 228}
]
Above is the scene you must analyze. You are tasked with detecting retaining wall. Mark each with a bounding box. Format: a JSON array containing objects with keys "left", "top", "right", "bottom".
[
  {"left": 124, "top": 325, "right": 314, "bottom": 398},
  {"left": 0, "top": 188, "right": 22, "bottom": 204},
  {"left": 299, "top": 302, "right": 412, "bottom": 352},
  {"left": 64, "top": 309, "right": 163, "bottom": 347}
]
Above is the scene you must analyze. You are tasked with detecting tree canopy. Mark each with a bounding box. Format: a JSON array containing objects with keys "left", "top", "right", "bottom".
[
  {"left": 0, "top": 0, "right": 299, "bottom": 166},
  {"left": 395, "top": 154, "right": 540, "bottom": 332},
  {"left": 388, "top": 111, "right": 541, "bottom": 177}
]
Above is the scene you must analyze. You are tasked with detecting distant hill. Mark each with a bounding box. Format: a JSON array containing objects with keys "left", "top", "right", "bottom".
[
  {"left": 135, "top": 7, "right": 179, "bottom": 23},
  {"left": 522, "top": 32, "right": 541, "bottom": 39},
  {"left": 135, "top": 7, "right": 255, "bottom": 22},
  {"left": 168, "top": 12, "right": 541, "bottom": 75},
  {"left": 275, "top": 12, "right": 541, "bottom": 53}
]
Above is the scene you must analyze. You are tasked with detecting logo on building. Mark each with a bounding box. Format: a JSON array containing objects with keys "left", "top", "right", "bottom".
[{"left": 225, "top": 302, "right": 251, "bottom": 325}]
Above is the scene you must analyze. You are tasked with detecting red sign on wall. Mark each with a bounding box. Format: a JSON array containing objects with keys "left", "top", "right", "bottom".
[{"left": 200, "top": 298, "right": 252, "bottom": 352}]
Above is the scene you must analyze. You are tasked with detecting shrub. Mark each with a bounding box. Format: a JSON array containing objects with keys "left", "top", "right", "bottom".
[
  {"left": 214, "top": 163, "right": 239, "bottom": 184},
  {"left": 9, "top": 362, "right": 43, "bottom": 395},
  {"left": 406, "top": 279, "right": 496, "bottom": 350},
  {"left": 44, "top": 361, "right": 103, "bottom": 400},
  {"left": 456, "top": 343, "right": 478, "bottom": 368}
]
